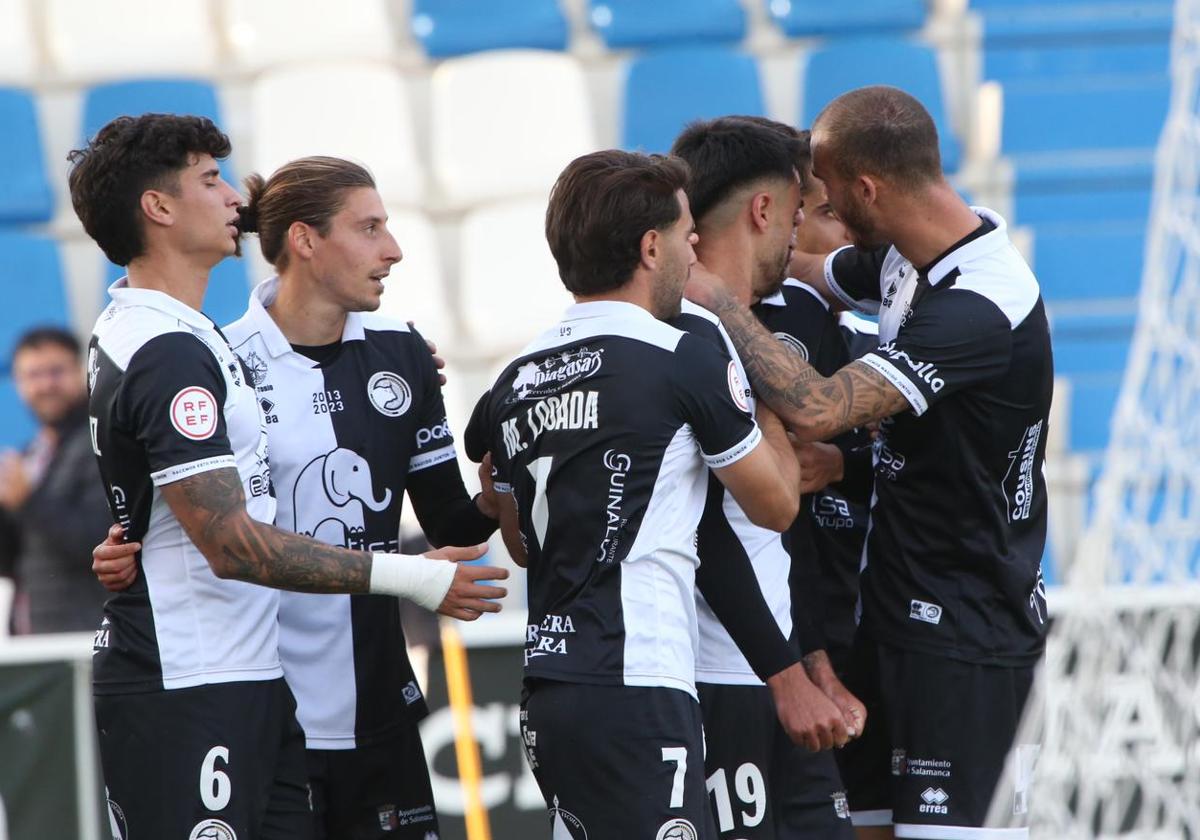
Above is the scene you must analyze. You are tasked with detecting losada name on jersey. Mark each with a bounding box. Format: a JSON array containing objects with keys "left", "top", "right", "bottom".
[{"left": 500, "top": 390, "right": 600, "bottom": 458}]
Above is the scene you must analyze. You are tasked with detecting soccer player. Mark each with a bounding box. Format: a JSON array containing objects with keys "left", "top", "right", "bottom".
[
  {"left": 669, "top": 115, "right": 860, "bottom": 839},
  {"left": 685, "top": 87, "right": 1053, "bottom": 840},
  {"left": 71, "top": 115, "right": 505, "bottom": 839},
  {"left": 92, "top": 155, "right": 499, "bottom": 839},
  {"left": 468, "top": 149, "right": 806, "bottom": 839}
]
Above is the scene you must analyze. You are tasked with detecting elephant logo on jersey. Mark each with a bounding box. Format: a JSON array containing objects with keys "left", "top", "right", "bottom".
[
  {"left": 368, "top": 371, "right": 412, "bottom": 417},
  {"left": 549, "top": 796, "right": 587, "bottom": 839},
  {"left": 655, "top": 819, "right": 698, "bottom": 840},
  {"left": 188, "top": 818, "right": 237, "bottom": 840},
  {"left": 292, "top": 447, "right": 393, "bottom": 548},
  {"left": 773, "top": 331, "right": 809, "bottom": 362}
]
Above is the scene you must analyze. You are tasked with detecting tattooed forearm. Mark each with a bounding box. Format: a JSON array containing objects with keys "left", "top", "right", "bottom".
[
  {"left": 163, "top": 468, "right": 372, "bottom": 593},
  {"left": 708, "top": 291, "right": 909, "bottom": 441}
]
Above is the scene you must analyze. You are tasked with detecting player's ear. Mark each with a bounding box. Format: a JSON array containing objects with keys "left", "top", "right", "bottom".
[
  {"left": 139, "top": 189, "right": 173, "bottom": 228},
  {"left": 750, "top": 191, "right": 772, "bottom": 234},
  {"left": 857, "top": 175, "right": 878, "bottom": 206},
  {"left": 288, "top": 221, "right": 316, "bottom": 261},
  {"left": 640, "top": 227, "right": 660, "bottom": 269}
]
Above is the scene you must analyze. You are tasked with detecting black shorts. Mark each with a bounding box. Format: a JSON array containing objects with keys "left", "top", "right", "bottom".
[
  {"left": 699, "top": 682, "right": 854, "bottom": 840},
  {"left": 521, "top": 679, "right": 713, "bottom": 839},
  {"left": 307, "top": 722, "right": 438, "bottom": 840},
  {"left": 95, "top": 677, "right": 312, "bottom": 840},
  {"left": 840, "top": 636, "right": 1039, "bottom": 838}
]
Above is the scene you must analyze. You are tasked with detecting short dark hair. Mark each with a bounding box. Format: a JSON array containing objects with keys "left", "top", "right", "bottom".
[
  {"left": 545, "top": 150, "right": 690, "bottom": 296},
  {"left": 669, "top": 116, "right": 804, "bottom": 223},
  {"left": 12, "top": 326, "right": 80, "bottom": 362},
  {"left": 67, "top": 114, "right": 233, "bottom": 266},
  {"left": 812, "top": 86, "right": 941, "bottom": 186},
  {"left": 240, "top": 157, "right": 376, "bottom": 271}
]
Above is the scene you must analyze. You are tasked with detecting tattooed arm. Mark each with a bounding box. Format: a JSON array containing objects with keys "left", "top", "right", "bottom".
[
  {"left": 705, "top": 288, "right": 909, "bottom": 443},
  {"left": 158, "top": 467, "right": 507, "bottom": 619}
]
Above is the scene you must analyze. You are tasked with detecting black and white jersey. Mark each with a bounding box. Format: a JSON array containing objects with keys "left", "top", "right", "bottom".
[
  {"left": 672, "top": 301, "right": 794, "bottom": 687},
  {"left": 469, "top": 300, "right": 762, "bottom": 698},
  {"left": 822, "top": 207, "right": 1053, "bottom": 665},
  {"left": 223, "top": 277, "right": 454, "bottom": 748},
  {"left": 755, "top": 282, "right": 875, "bottom": 664},
  {"left": 87, "top": 280, "right": 280, "bottom": 694}
]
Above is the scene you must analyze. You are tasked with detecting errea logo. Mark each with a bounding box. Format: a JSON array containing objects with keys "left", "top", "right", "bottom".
[
  {"left": 910, "top": 599, "right": 943, "bottom": 625},
  {"left": 919, "top": 787, "right": 949, "bottom": 815}
]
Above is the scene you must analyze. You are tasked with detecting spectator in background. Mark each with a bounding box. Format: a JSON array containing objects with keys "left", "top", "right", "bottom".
[{"left": 0, "top": 327, "right": 112, "bottom": 634}]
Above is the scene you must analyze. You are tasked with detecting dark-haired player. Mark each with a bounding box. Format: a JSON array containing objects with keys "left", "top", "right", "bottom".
[
  {"left": 71, "top": 115, "right": 505, "bottom": 839},
  {"left": 469, "top": 149, "right": 809, "bottom": 838},
  {"left": 670, "top": 115, "right": 860, "bottom": 840},
  {"left": 687, "top": 87, "right": 1053, "bottom": 840}
]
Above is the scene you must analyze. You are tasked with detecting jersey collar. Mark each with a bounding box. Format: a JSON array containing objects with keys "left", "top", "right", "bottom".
[
  {"left": 925, "top": 206, "right": 1009, "bottom": 287},
  {"left": 247, "top": 276, "right": 366, "bottom": 359},
  {"left": 561, "top": 300, "right": 659, "bottom": 322},
  {"left": 107, "top": 277, "right": 215, "bottom": 331}
]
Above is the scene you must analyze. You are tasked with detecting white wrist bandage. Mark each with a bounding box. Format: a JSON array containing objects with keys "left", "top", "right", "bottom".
[{"left": 369, "top": 553, "right": 456, "bottom": 611}]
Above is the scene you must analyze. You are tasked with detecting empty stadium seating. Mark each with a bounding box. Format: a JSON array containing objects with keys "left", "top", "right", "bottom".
[
  {"left": 412, "top": 0, "right": 568, "bottom": 58},
  {"left": 800, "top": 38, "right": 962, "bottom": 172},
  {"left": 0, "top": 88, "right": 53, "bottom": 224},
  {"left": 589, "top": 0, "right": 745, "bottom": 49},
  {"left": 251, "top": 64, "right": 425, "bottom": 207},
  {"left": 0, "top": 233, "right": 69, "bottom": 357},
  {"left": 44, "top": 0, "right": 218, "bottom": 80},
  {"left": 430, "top": 51, "right": 597, "bottom": 206},
  {"left": 622, "top": 46, "right": 764, "bottom": 152},
  {"left": 0, "top": 0, "right": 36, "bottom": 84},
  {"left": 224, "top": 0, "right": 396, "bottom": 70},
  {"left": 457, "top": 197, "right": 575, "bottom": 353},
  {"left": 376, "top": 208, "right": 454, "bottom": 345},
  {"left": 768, "top": 0, "right": 927, "bottom": 37}
]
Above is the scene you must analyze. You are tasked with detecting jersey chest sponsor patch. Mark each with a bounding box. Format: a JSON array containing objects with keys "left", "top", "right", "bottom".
[{"left": 170, "top": 386, "right": 218, "bottom": 440}]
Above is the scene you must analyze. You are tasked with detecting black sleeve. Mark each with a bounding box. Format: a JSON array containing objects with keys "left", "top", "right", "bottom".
[
  {"left": 119, "top": 333, "right": 235, "bottom": 485},
  {"left": 672, "top": 333, "right": 761, "bottom": 469},
  {"left": 406, "top": 458, "right": 498, "bottom": 548},
  {"left": 785, "top": 516, "right": 829, "bottom": 655},
  {"left": 825, "top": 244, "right": 891, "bottom": 313},
  {"left": 405, "top": 326, "right": 461, "bottom": 476},
  {"left": 832, "top": 435, "right": 875, "bottom": 505},
  {"left": 695, "top": 474, "right": 801, "bottom": 681},
  {"left": 857, "top": 288, "right": 1013, "bottom": 416},
  {"left": 463, "top": 388, "right": 491, "bottom": 464}
]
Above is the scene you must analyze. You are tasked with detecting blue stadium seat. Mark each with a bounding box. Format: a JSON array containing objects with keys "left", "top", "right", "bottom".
[
  {"left": 0, "top": 233, "right": 69, "bottom": 357},
  {"left": 984, "top": 41, "right": 1169, "bottom": 83},
  {"left": 82, "top": 79, "right": 234, "bottom": 179},
  {"left": 1066, "top": 375, "right": 1121, "bottom": 451},
  {"left": 411, "top": 0, "right": 568, "bottom": 57},
  {"left": 768, "top": 0, "right": 926, "bottom": 37},
  {"left": 1001, "top": 74, "right": 1169, "bottom": 158},
  {"left": 590, "top": 0, "right": 744, "bottom": 48},
  {"left": 0, "top": 376, "right": 36, "bottom": 449},
  {"left": 104, "top": 256, "right": 251, "bottom": 329},
  {"left": 622, "top": 47, "right": 764, "bottom": 153},
  {"left": 800, "top": 38, "right": 961, "bottom": 172},
  {"left": 1033, "top": 222, "right": 1146, "bottom": 301},
  {"left": 1049, "top": 309, "right": 1136, "bottom": 377},
  {"left": 970, "top": 1, "right": 1173, "bottom": 43},
  {"left": 0, "top": 88, "right": 54, "bottom": 225}
]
